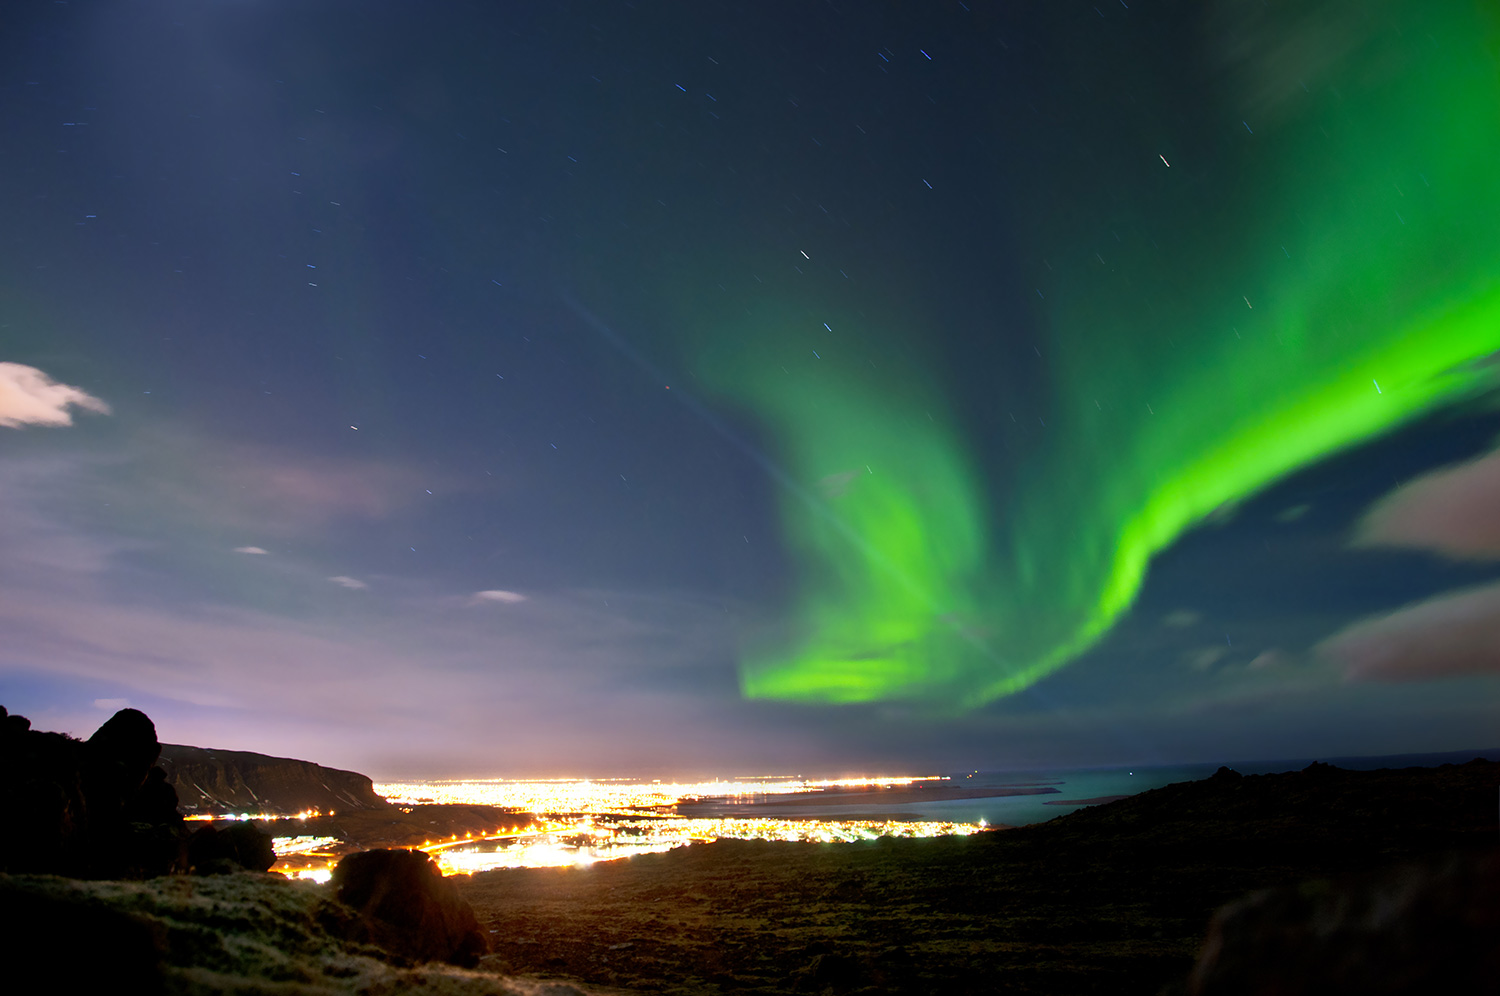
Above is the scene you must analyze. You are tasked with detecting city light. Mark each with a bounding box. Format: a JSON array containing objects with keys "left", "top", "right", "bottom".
[
  {"left": 185, "top": 808, "right": 331, "bottom": 822},
  {"left": 272, "top": 835, "right": 342, "bottom": 857},
  {"left": 422, "top": 815, "right": 984, "bottom": 876},
  {"left": 374, "top": 774, "right": 950, "bottom": 814},
  {"left": 267, "top": 777, "right": 988, "bottom": 879}
]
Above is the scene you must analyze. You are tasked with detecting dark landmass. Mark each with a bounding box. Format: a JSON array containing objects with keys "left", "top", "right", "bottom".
[
  {"left": 1043, "top": 794, "right": 1135, "bottom": 807},
  {"left": 312, "top": 804, "right": 531, "bottom": 850},
  {"left": 159, "top": 743, "right": 392, "bottom": 815},
  {"left": 459, "top": 761, "right": 1500, "bottom": 995}
]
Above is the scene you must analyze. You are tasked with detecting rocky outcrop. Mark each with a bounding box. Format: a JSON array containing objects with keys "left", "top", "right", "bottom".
[
  {"left": 0, "top": 704, "right": 186, "bottom": 877},
  {"left": 333, "top": 848, "right": 489, "bottom": 967},
  {"left": 1, "top": 706, "right": 282, "bottom": 879},
  {"left": 158, "top": 743, "right": 392, "bottom": 815}
]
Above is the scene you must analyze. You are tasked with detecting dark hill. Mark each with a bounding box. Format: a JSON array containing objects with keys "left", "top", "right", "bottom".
[{"left": 158, "top": 744, "right": 390, "bottom": 815}]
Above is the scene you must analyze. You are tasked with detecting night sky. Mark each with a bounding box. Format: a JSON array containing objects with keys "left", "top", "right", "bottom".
[{"left": 4, "top": 0, "right": 1500, "bottom": 778}]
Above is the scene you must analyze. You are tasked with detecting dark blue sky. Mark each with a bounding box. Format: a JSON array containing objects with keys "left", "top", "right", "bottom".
[{"left": 3, "top": 0, "right": 1499, "bottom": 777}]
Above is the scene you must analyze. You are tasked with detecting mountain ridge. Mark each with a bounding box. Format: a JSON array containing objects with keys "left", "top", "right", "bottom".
[{"left": 158, "top": 743, "right": 391, "bottom": 815}]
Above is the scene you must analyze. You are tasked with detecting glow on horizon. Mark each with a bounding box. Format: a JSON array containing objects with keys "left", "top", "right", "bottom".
[{"left": 375, "top": 774, "right": 948, "bottom": 814}]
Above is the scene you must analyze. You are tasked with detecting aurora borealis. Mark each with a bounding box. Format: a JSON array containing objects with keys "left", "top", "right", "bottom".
[
  {"left": 702, "top": 2, "right": 1500, "bottom": 707},
  {"left": 3, "top": 0, "right": 1500, "bottom": 775}
]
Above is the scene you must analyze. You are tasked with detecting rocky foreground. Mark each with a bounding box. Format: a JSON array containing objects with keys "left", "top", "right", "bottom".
[{"left": 3, "top": 704, "right": 1497, "bottom": 994}]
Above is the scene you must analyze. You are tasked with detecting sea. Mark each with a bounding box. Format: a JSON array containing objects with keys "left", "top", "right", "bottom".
[{"left": 754, "top": 747, "right": 1500, "bottom": 828}]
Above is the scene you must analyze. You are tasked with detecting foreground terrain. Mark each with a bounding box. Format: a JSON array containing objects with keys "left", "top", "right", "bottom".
[
  {"left": 459, "top": 760, "right": 1500, "bottom": 995},
  {"left": 4, "top": 702, "right": 1496, "bottom": 996}
]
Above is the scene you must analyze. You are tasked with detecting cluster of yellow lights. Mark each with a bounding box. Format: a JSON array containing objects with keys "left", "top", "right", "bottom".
[
  {"left": 613, "top": 816, "right": 981, "bottom": 843},
  {"left": 424, "top": 815, "right": 983, "bottom": 875},
  {"left": 185, "top": 809, "right": 330, "bottom": 823},
  {"left": 272, "top": 835, "right": 343, "bottom": 857},
  {"left": 273, "top": 811, "right": 985, "bottom": 879},
  {"left": 373, "top": 775, "right": 947, "bottom": 813}
]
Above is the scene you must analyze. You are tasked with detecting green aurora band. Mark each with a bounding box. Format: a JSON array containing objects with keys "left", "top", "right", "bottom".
[{"left": 701, "top": 3, "right": 1500, "bottom": 707}]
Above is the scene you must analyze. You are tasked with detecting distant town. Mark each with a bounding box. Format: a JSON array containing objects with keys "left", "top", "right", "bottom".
[{"left": 268, "top": 776, "right": 987, "bottom": 879}]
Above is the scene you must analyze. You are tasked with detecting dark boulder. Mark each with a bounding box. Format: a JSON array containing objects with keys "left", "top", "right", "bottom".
[
  {"left": 1182, "top": 848, "right": 1500, "bottom": 994},
  {"left": 187, "top": 821, "right": 277, "bottom": 874},
  {"left": 332, "top": 848, "right": 488, "bottom": 967},
  {"left": 85, "top": 707, "right": 162, "bottom": 799}
]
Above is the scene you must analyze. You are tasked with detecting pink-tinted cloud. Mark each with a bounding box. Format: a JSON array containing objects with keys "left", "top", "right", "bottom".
[
  {"left": 139, "top": 428, "right": 446, "bottom": 534},
  {"left": 0, "top": 362, "right": 110, "bottom": 428},
  {"left": 229, "top": 458, "right": 420, "bottom": 524},
  {"left": 1354, "top": 448, "right": 1500, "bottom": 558},
  {"left": 1317, "top": 581, "right": 1500, "bottom": 681}
]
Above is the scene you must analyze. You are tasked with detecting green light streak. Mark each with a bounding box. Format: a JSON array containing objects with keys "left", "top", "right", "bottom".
[
  {"left": 706, "top": 3, "right": 1500, "bottom": 706},
  {"left": 701, "top": 340, "right": 994, "bottom": 703}
]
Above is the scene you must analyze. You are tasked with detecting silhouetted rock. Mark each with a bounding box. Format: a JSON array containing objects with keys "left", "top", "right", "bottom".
[
  {"left": 158, "top": 743, "right": 392, "bottom": 815},
  {"left": 0, "top": 704, "right": 184, "bottom": 877},
  {"left": 187, "top": 821, "right": 277, "bottom": 874},
  {"left": 333, "top": 848, "right": 488, "bottom": 967},
  {"left": 1180, "top": 848, "right": 1500, "bottom": 995},
  {"left": 86, "top": 707, "right": 162, "bottom": 796}
]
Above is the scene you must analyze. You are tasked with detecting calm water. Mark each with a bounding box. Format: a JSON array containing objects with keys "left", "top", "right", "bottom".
[{"left": 732, "top": 748, "right": 1500, "bottom": 827}]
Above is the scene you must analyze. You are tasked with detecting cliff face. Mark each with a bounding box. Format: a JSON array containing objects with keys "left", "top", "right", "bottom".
[{"left": 158, "top": 744, "right": 390, "bottom": 815}]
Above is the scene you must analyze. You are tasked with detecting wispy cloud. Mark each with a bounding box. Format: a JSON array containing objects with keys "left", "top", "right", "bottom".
[
  {"left": 0, "top": 362, "right": 110, "bottom": 428},
  {"left": 233, "top": 546, "right": 269, "bottom": 555},
  {"left": 129, "top": 427, "right": 465, "bottom": 537},
  {"left": 1324, "top": 447, "right": 1500, "bottom": 683},
  {"left": 469, "top": 589, "right": 526, "bottom": 604},
  {"left": 1318, "top": 581, "right": 1500, "bottom": 681},
  {"left": 0, "top": 569, "right": 749, "bottom": 776},
  {"left": 1353, "top": 447, "right": 1500, "bottom": 559},
  {"left": 327, "top": 575, "right": 368, "bottom": 590}
]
